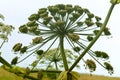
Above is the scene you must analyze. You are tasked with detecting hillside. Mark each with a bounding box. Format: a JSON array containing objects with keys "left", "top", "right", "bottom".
[
  {"left": 0, "top": 67, "right": 120, "bottom": 80},
  {"left": 79, "top": 74, "right": 120, "bottom": 80}
]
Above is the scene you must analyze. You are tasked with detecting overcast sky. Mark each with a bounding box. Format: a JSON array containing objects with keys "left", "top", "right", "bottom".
[{"left": 0, "top": 0, "right": 120, "bottom": 77}]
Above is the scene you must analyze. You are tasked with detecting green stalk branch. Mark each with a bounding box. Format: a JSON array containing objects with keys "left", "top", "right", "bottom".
[
  {"left": 69, "top": 3, "right": 115, "bottom": 71},
  {"left": 55, "top": 61, "right": 58, "bottom": 70},
  {"left": 0, "top": 56, "right": 12, "bottom": 68},
  {"left": 60, "top": 35, "right": 69, "bottom": 70}
]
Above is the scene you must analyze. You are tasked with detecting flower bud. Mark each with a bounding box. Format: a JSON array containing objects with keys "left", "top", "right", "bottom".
[
  {"left": 95, "top": 22, "right": 102, "bottom": 27},
  {"left": 59, "top": 10, "right": 67, "bottom": 17},
  {"left": 74, "top": 5, "right": 81, "bottom": 11},
  {"left": 32, "top": 37, "right": 43, "bottom": 44},
  {"left": 73, "top": 47, "right": 81, "bottom": 52},
  {"left": 77, "top": 22, "right": 84, "bottom": 26},
  {"left": 28, "top": 14, "right": 39, "bottom": 21},
  {"left": 55, "top": 20, "right": 65, "bottom": 27},
  {"left": 26, "top": 20, "right": 38, "bottom": 27},
  {"left": 72, "top": 13, "right": 81, "bottom": 19},
  {"left": 33, "top": 30, "right": 40, "bottom": 35},
  {"left": 38, "top": 8, "right": 47, "bottom": 14},
  {"left": 39, "top": 12, "right": 48, "bottom": 18},
  {"left": 55, "top": 4, "right": 65, "bottom": 10},
  {"left": 94, "top": 51, "right": 102, "bottom": 57},
  {"left": 85, "top": 19, "right": 94, "bottom": 26},
  {"left": 31, "top": 60, "right": 37, "bottom": 67},
  {"left": 29, "top": 26, "right": 37, "bottom": 32},
  {"left": 13, "top": 43, "right": 22, "bottom": 52},
  {"left": 103, "top": 28, "right": 111, "bottom": 35},
  {"left": 94, "top": 51, "right": 109, "bottom": 59},
  {"left": 36, "top": 50, "right": 44, "bottom": 56},
  {"left": 85, "top": 59, "right": 96, "bottom": 72},
  {"left": 43, "top": 16, "right": 52, "bottom": 22},
  {"left": 11, "top": 57, "right": 18, "bottom": 65},
  {"left": 66, "top": 4, "right": 72, "bottom": 7},
  {"left": 54, "top": 17, "right": 60, "bottom": 21},
  {"left": 87, "top": 36, "right": 93, "bottom": 41},
  {"left": 93, "top": 30, "right": 99, "bottom": 35},
  {"left": 65, "top": 7, "right": 73, "bottom": 14},
  {"left": 19, "top": 25, "right": 28, "bottom": 33},
  {"left": 68, "top": 33, "right": 80, "bottom": 42},
  {"left": 87, "top": 13, "right": 94, "bottom": 18},
  {"left": 95, "top": 16, "right": 101, "bottom": 21},
  {"left": 104, "top": 62, "right": 114, "bottom": 75},
  {"left": 83, "top": 8, "right": 90, "bottom": 13},
  {"left": 20, "top": 46, "right": 27, "bottom": 53},
  {"left": 48, "top": 7, "right": 57, "bottom": 16}
]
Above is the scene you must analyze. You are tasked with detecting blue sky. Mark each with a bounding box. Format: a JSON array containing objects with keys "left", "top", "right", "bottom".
[{"left": 0, "top": 0, "right": 120, "bottom": 77}]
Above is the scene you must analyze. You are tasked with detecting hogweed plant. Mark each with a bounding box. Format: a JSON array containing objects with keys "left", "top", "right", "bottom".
[
  {"left": 0, "top": 0, "right": 120, "bottom": 80},
  {"left": 0, "top": 14, "right": 14, "bottom": 67}
]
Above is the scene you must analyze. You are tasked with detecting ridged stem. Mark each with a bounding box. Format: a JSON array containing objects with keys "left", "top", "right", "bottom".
[
  {"left": 60, "top": 35, "right": 69, "bottom": 70},
  {"left": 0, "top": 56, "right": 12, "bottom": 68},
  {"left": 69, "top": 3, "right": 115, "bottom": 71}
]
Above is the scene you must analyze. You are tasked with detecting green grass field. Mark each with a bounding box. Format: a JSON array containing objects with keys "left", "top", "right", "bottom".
[{"left": 0, "top": 67, "right": 120, "bottom": 80}]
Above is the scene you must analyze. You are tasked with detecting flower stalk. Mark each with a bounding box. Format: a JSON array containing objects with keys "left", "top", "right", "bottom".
[
  {"left": 69, "top": 3, "right": 116, "bottom": 71},
  {"left": 0, "top": 56, "right": 12, "bottom": 68},
  {"left": 60, "top": 35, "right": 69, "bottom": 70}
]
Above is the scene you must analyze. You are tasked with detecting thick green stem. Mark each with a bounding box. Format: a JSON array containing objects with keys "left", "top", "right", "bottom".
[
  {"left": 69, "top": 4, "right": 115, "bottom": 71},
  {"left": 60, "top": 36, "right": 69, "bottom": 70},
  {"left": 0, "top": 56, "right": 12, "bottom": 68}
]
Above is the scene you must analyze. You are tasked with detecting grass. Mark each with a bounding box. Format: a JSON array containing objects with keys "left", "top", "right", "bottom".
[
  {"left": 0, "top": 67, "right": 120, "bottom": 80},
  {"left": 79, "top": 74, "right": 120, "bottom": 80},
  {"left": 0, "top": 67, "right": 23, "bottom": 80}
]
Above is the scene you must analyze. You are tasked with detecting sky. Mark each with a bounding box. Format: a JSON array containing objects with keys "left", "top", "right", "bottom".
[{"left": 0, "top": 0, "right": 120, "bottom": 77}]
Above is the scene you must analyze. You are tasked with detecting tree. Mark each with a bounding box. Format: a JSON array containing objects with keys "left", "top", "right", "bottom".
[{"left": 0, "top": 0, "right": 120, "bottom": 80}]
